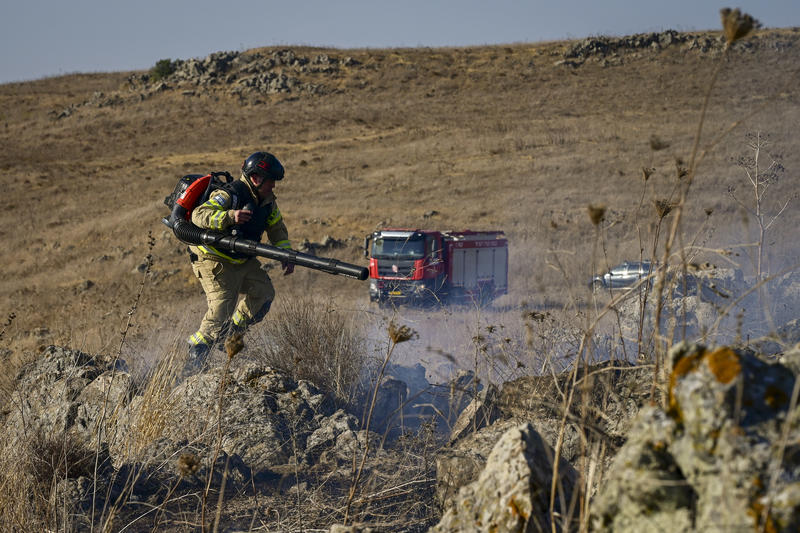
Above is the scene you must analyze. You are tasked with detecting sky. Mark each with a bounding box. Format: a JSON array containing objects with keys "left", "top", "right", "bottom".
[{"left": 1, "top": 0, "right": 799, "bottom": 85}]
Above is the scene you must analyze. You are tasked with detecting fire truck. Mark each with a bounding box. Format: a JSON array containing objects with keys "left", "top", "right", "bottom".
[{"left": 364, "top": 229, "right": 508, "bottom": 306}]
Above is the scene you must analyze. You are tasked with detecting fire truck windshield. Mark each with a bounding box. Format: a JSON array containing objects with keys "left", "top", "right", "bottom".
[{"left": 371, "top": 236, "right": 425, "bottom": 259}]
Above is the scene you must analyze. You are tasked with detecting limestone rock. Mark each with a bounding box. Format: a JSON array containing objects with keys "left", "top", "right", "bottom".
[
  {"left": 432, "top": 422, "right": 576, "bottom": 532},
  {"left": 591, "top": 342, "right": 800, "bottom": 532}
]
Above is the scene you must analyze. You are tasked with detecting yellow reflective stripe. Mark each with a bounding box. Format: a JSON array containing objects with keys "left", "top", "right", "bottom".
[
  {"left": 274, "top": 240, "right": 291, "bottom": 249},
  {"left": 197, "top": 245, "right": 247, "bottom": 264},
  {"left": 210, "top": 209, "right": 227, "bottom": 229},
  {"left": 232, "top": 311, "right": 246, "bottom": 326},
  {"left": 189, "top": 332, "right": 209, "bottom": 345},
  {"left": 267, "top": 207, "right": 282, "bottom": 226},
  {"left": 206, "top": 198, "right": 224, "bottom": 208}
]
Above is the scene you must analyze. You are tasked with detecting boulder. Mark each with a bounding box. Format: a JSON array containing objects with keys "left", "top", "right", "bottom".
[
  {"left": 435, "top": 419, "right": 518, "bottom": 509},
  {"left": 306, "top": 408, "right": 359, "bottom": 461},
  {"left": 3, "top": 346, "right": 131, "bottom": 453},
  {"left": 591, "top": 342, "right": 800, "bottom": 532},
  {"left": 448, "top": 383, "right": 501, "bottom": 443},
  {"left": 157, "top": 364, "right": 335, "bottom": 472},
  {"left": 431, "top": 422, "right": 577, "bottom": 532}
]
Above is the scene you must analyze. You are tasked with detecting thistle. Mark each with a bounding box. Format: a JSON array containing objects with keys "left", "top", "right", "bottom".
[
  {"left": 388, "top": 321, "right": 415, "bottom": 344},
  {"left": 720, "top": 8, "right": 760, "bottom": 47},
  {"left": 224, "top": 332, "right": 244, "bottom": 359},
  {"left": 653, "top": 199, "right": 673, "bottom": 219}
]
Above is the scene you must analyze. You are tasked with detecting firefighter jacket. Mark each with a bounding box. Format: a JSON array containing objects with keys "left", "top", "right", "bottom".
[{"left": 190, "top": 177, "right": 291, "bottom": 263}]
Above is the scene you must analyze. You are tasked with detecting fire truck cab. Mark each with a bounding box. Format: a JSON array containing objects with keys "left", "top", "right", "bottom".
[{"left": 364, "top": 228, "right": 508, "bottom": 306}]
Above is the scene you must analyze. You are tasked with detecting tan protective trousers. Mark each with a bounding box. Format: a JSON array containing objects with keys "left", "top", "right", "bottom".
[{"left": 189, "top": 257, "right": 275, "bottom": 346}]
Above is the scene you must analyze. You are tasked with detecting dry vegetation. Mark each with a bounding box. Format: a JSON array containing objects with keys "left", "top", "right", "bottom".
[{"left": 1, "top": 18, "right": 799, "bottom": 531}]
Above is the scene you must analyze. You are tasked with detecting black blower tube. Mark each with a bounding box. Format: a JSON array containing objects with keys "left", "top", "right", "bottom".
[{"left": 166, "top": 217, "right": 369, "bottom": 280}]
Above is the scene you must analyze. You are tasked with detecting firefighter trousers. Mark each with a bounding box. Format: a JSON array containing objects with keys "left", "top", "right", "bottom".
[{"left": 189, "top": 256, "right": 275, "bottom": 347}]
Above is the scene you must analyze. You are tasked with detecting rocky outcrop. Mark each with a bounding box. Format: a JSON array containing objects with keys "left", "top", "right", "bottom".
[
  {"left": 561, "top": 29, "right": 795, "bottom": 67},
  {"left": 134, "top": 48, "right": 359, "bottom": 98},
  {"left": 431, "top": 422, "right": 577, "bottom": 532},
  {"left": 4, "top": 345, "right": 131, "bottom": 454},
  {"left": 434, "top": 361, "right": 651, "bottom": 515},
  {"left": 591, "top": 342, "right": 800, "bottom": 532},
  {"left": 564, "top": 30, "right": 691, "bottom": 62}
]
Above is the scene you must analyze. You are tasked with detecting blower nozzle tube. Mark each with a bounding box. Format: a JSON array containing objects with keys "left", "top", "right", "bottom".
[{"left": 165, "top": 217, "right": 368, "bottom": 280}]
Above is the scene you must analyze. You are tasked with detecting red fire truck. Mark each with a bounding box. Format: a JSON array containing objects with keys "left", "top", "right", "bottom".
[{"left": 364, "top": 229, "right": 508, "bottom": 306}]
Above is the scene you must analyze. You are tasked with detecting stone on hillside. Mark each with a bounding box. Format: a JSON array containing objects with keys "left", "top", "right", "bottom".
[
  {"left": 591, "top": 342, "right": 800, "bottom": 532},
  {"left": 431, "top": 422, "right": 577, "bottom": 532},
  {"left": 4, "top": 346, "right": 130, "bottom": 453},
  {"left": 435, "top": 418, "right": 518, "bottom": 510},
  {"left": 306, "top": 408, "right": 359, "bottom": 461},
  {"left": 448, "top": 383, "right": 501, "bottom": 443},
  {"left": 160, "top": 364, "right": 334, "bottom": 471}
]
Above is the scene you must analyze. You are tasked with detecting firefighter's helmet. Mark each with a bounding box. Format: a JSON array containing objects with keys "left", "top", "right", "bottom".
[{"left": 242, "top": 152, "right": 284, "bottom": 183}]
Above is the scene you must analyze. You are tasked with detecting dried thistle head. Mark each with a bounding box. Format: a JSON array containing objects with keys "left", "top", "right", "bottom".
[
  {"left": 388, "top": 321, "right": 415, "bottom": 344},
  {"left": 177, "top": 453, "right": 201, "bottom": 477},
  {"left": 641, "top": 167, "right": 655, "bottom": 181},
  {"left": 587, "top": 204, "right": 606, "bottom": 226},
  {"left": 653, "top": 199, "right": 673, "bottom": 219},
  {"left": 224, "top": 332, "right": 244, "bottom": 359},
  {"left": 720, "top": 8, "right": 760, "bottom": 46}
]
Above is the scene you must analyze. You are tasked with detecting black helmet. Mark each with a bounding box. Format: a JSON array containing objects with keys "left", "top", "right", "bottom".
[{"left": 242, "top": 152, "right": 284, "bottom": 182}]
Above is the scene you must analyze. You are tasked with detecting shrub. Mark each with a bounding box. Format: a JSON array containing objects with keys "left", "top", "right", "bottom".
[
  {"left": 251, "top": 296, "right": 372, "bottom": 405},
  {"left": 149, "top": 58, "right": 175, "bottom": 81}
]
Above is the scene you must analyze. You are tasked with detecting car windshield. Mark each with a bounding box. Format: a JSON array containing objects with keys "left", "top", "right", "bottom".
[
  {"left": 371, "top": 236, "right": 425, "bottom": 259},
  {"left": 610, "top": 261, "right": 651, "bottom": 275}
]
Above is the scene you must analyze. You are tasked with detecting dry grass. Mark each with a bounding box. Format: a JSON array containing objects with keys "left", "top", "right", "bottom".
[{"left": 251, "top": 295, "right": 372, "bottom": 405}]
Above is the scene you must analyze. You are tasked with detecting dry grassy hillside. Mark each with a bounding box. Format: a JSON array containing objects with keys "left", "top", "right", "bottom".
[{"left": 1, "top": 27, "right": 799, "bottom": 364}]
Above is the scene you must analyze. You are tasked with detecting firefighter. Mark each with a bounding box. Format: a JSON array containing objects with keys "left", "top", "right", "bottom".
[{"left": 185, "top": 151, "right": 294, "bottom": 375}]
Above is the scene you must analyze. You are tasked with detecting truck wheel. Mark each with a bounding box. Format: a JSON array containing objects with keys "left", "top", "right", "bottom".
[{"left": 592, "top": 280, "right": 604, "bottom": 292}]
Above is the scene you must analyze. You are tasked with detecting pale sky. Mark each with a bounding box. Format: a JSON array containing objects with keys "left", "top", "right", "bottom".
[{"left": 1, "top": 0, "right": 798, "bottom": 84}]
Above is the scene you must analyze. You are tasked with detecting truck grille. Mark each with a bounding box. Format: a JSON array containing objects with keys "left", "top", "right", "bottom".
[{"left": 376, "top": 259, "right": 416, "bottom": 278}]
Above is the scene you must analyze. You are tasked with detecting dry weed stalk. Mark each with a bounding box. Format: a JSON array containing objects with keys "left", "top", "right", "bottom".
[
  {"left": 651, "top": 8, "right": 759, "bottom": 403},
  {"left": 203, "top": 331, "right": 243, "bottom": 533},
  {"left": 344, "top": 320, "right": 416, "bottom": 525},
  {"left": 586, "top": 205, "right": 606, "bottom": 226},
  {"left": 728, "top": 132, "right": 792, "bottom": 283},
  {"left": 151, "top": 453, "right": 200, "bottom": 531},
  {"left": 95, "top": 232, "right": 155, "bottom": 533}
]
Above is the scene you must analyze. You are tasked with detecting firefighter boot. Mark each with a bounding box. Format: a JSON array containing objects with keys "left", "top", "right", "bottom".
[{"left": 182, "top": 342, "right": 211, "bottom": 378}]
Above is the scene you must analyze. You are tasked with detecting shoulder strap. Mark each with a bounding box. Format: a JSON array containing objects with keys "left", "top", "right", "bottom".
[
  {"left": 223, "top": 179, "right": 253, "bottom": 210},
  {"left": 198, "top": 171, "right": 238, "bottom": 207}
]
